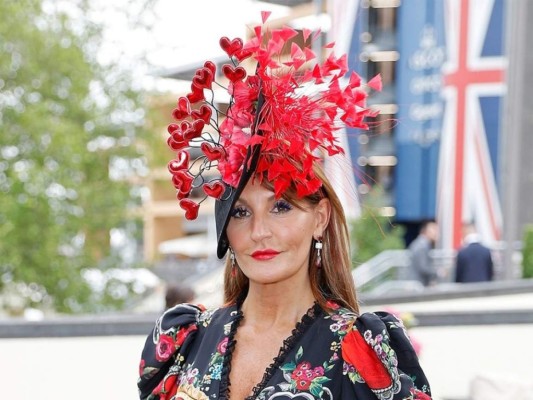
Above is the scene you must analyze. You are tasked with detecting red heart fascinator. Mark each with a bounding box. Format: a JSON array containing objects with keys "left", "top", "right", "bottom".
[{"left": 165, "top": 13, "right": 380, "bottom": 258}]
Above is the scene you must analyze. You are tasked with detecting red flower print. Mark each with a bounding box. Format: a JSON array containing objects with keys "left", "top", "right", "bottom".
[
  {"left": 297, "top": 361, "right": 311, "bottom": 370},
  {"left": 295, "top": 378, "right": 312, "bottom": 391},
  {"left": 341, "top": 329, "right": 392, "bottom": 390},
  {"left": 312, "top": 366, "right": 325, "bottom": 378},
  {"left": 291, "top": 361, "right": 327, "bottom": 392},
  {"left": 156, "top": 334, "right": 175, "bottom": 362},
  {"left": 176, "top": 324, "right": 198, "bottom": 347},
  {"left": 161, "top": 374, "right": 178, "bottom": 400},
  {"left": 217, "top": 337, "right": 229, "bottom": 355},
  {"left": 411, "top": 388, "right": 432, "bottom": 400},
  {"left": 291, "top": 362, "right": 312, "bottom": 387}
]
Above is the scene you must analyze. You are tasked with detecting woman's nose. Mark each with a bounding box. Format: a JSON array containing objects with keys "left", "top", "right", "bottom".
[{"left": 250, "top": 214, "right": 272, "bottom": 241}]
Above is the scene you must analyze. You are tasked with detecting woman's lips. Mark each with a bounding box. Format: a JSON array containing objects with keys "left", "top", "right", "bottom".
[{"left": 251, "top": 249, "right": 280, "bottom": 260}]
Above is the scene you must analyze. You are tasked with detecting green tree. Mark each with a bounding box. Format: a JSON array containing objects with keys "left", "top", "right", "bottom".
[
  {"left": 350, "top": 190, "right": 405, "bottom": 265},
  {"left": 522, "top": 225, "right": 533, "bottom": 279},
  {"left": 0, "top": 0, "right": 153, "bottom": 313}
]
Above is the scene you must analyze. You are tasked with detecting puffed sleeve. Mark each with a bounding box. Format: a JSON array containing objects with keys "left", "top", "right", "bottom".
[
  {"left": 341, "top": 312, "right": 432, "bottom": 400},
  {"left": 138, "top": 303, "right": 203, "bottom": 400}
]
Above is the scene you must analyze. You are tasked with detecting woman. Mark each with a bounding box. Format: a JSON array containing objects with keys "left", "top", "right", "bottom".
[{"left": 139, "top": 14, "right": 431, "bottom": 400}]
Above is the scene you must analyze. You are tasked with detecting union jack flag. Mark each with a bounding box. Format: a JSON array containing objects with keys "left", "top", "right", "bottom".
[{"left": 438, "top": 0, "right": 506, "bottom": 249}]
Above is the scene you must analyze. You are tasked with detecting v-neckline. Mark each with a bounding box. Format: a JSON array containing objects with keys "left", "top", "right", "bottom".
[{"left": 219, "top": 301, "right": 323, "bottom": 400}]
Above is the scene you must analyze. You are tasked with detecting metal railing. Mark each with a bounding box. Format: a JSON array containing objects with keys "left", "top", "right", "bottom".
[
  {"left": 352, "top": 249, "right": 413, "bottom": 293},
  {"left": 351, "top": 242, "right": 522, "bottom": 296}
]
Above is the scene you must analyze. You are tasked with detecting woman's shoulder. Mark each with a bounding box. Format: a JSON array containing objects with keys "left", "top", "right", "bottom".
[
  {"left": 154, "top": 302, "right": 242, "bottom": 339},
  {"left": 157, "top": 303, "right": 204, "bottom": 329},
  {"left": 161, "top": 301, "right": 238, "bottom": 320},
  {"left": 138, "top": 303, "right": 235, "bottom": 399},
  {"left": 340, "top": 310, "right": 432, "bottom": 399},
  {"left": 316, "top": 304, "right": 412, "bottom": 343}
]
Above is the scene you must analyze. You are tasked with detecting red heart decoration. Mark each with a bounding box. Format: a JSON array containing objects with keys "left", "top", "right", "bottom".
[
  {"left": 171, "top": 170, "right": 194, "bottom": 193},
  {"left": 180, "top": 121, "right": 191, "bottom": 132},
  {"left": 203, "top": 181, "right": 225, "bottom": 199},
  {"left": 222, "top": 64, "right": 246, "bottom": 83},
  {"left": 204, "top": 61, "right": 216, "bottom": 76},
  {"left": 172, "top": 97, "right": 191, "bottom": 120},
  {"left": 187, "top": 84, "right": 205, "bottom": 104},
  {"left": 219, "top": 37, "right": 243, "bottom": 57},
  {"left": 167, "top": 123, "right": 179, "bottom": 134},
  {"left": 171, "top": 172, "right": 181, "bottom": 190},
  {"left": 192, "top": 68, "right": 213, "bottom": 90},
  {"left": 193, "top": 119, "right": 205, "bottom": 134},
  {"left": 167, "top": 136, "right": 188, "bottom": 151},
  {"left": 191, "top": 105, "right": 212, "bottom": 124},
  {"left": 201, "top": 142, "right": 224, "bottom": 161},
  {"left": 176, "top": 189, "right": 189, "bottom": 200},
  {"left": 183, "top": 120, "right": 205, "bottom": 141},
  {"left": 173, "top": 121, "right": 192, "bottom": 144},
  {"left": 168, "top": 151, "right": 189, "bottom": 173},
  {"left": 179, "top": 198, "right": 199, "bottom": 220},
  {"left": 170, "top": 129, "right": 186, "bottom": 145}
]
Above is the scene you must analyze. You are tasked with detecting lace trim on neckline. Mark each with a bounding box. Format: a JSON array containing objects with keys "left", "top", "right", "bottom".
[
  {"left": 219, "top": 301, "right": 323, "bottom": 400},
  {"left": 218, "top": 304, "right": 244, "bottom": 400}
]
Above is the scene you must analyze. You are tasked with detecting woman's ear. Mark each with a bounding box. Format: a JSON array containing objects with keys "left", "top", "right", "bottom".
[{"left": 314, "top": 198, "right": 331, "bottom": 237}]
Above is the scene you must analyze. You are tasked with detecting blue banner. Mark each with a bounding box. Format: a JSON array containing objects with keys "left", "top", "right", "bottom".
[{"left": 394, "top": 0, "right": 445, "bottom": 221}]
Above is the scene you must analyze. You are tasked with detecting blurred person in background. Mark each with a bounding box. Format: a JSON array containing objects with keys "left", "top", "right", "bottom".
[
  {"left": 454, "top": 223, "right": 494, "bottom": 283},
  {"left": 137, "top": 14, "right": 431, "bottom": 400},
  {"left": 164, "top": 284, "right": 195, "bottom": 310},
  {"left": 407, "top": 221, "right": 439, "bottom": 287}
]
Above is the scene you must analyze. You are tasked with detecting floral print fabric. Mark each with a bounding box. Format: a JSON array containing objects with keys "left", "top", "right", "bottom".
[{"left": 138, "top": 303, "right": 431, "bottom": 400}]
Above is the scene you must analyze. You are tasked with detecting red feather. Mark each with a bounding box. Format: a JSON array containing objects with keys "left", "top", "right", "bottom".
[
  {"left": 368, "top": 74, "right": 383, "bottom": 91},
  {"left": 261, "top": 11, "right": 271, "bottom": 24}
]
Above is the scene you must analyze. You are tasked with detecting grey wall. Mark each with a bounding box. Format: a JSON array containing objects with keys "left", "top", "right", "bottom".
[{"left": 501, "top": 0, "right": 533, "bottom": 277}]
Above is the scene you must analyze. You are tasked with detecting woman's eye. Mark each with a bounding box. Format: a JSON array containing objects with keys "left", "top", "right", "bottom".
[
  {"left": 272, "top": 200, "right": 292, "bottom": 214},
  {"left": 230, "top": 206, "right": 250, "bottom": 219}
]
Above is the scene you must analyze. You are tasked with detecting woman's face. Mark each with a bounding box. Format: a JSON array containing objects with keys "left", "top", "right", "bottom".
[{"left": 226, "top": 180, "right": 330, "bottom": 286}]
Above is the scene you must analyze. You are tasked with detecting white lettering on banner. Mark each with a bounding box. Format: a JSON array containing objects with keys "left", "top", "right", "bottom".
[
  {"left": 404, "top": 25, "right": 445, "bottom": 146},
  {"left": 410, "top": 74, "right": 443, "bottom": 94},
  {"left": 409, "top": 103, "right": 443, "bottom": 121},
  {"left": 408, "top": 26, "right": 445, "bottom": 72},
  {"left": 409, "top": 129, "right": 441, "bottom": 147}
]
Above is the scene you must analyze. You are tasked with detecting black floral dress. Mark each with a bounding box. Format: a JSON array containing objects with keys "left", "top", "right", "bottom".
[{"left": 138, "top": 302, "right": 431, "bottom": 400}]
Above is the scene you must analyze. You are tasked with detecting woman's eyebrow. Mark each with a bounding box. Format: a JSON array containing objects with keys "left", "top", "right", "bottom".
[
  {"left": 233, "top": 198, "right": 249, "bottom": 207},
  {"left": 235, "top": 193, "right": 276, "bottom": 207}
]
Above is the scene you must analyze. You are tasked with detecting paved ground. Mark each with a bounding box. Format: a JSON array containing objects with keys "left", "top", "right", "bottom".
[
  {"left": 0, "top": 335, "right": 144, "bottom": 400},
  {"left": 408, "top": 323, "right": 533, "bottom": 399}
]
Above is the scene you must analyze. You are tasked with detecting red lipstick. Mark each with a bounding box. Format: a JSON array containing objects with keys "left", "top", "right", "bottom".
[{"left": 251, "top": 249, "right": 280, "bottom": 260}]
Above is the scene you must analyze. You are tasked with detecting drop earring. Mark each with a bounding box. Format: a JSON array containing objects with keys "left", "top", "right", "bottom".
[
  {"left": 315, "top": 237, "right": 323, "bottom": 268},
  {"left": 230, "top": 248, "right": 236, "bottom": 276}
]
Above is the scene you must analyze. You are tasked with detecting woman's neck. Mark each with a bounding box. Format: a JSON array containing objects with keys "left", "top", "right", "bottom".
[{"left": 240, "top": 279, "right": 315, "bottom": 329}]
